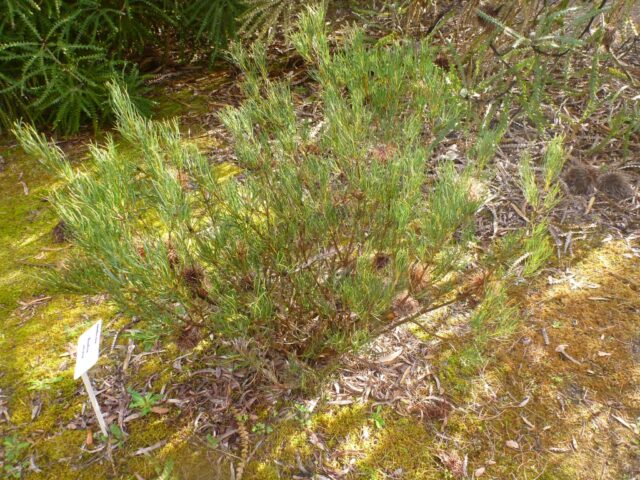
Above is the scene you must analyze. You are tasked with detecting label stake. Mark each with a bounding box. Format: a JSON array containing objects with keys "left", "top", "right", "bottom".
[
  {"left": 74, "top": 320, "right": 108, "bottom": 436},
  {"left": 81, "top": 372, "right": 108, "bottom": 436}
]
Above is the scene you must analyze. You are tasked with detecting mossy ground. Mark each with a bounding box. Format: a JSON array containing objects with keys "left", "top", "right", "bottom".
[
  {"left": 0, "top": 144, "right": 191, "bottom": 479},
  {"left": 2, "top": 71, "right": 639, "bottom": 479},
  {"left": 245, "top": 239, "right": 640, "bottom": 479}
]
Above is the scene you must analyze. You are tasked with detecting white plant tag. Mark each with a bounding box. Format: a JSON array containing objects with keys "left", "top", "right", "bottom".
[
  {"left": 74, "top": 320, "right": 102, "bottom": 379},
  {"left": 73, "top": 319, "right": 108, "bottom": 436}
]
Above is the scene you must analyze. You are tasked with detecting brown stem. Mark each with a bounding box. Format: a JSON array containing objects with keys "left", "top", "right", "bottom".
[{"left": 374, "top": 294, "right": 462, "bottom": 337}]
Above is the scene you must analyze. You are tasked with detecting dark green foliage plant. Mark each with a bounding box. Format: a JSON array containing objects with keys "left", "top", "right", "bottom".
[
  {"left": 0, "top": 0, "right": 159, "bottom": 134},
  {"left": 185, "top": 0, "right": 244, "bottom": 61},
  {"left": 15, "top": 8, "right": 563, "bottom": 372},
  {"left": 1, "top": 435, "right": 30, "bottom": 479},
  {"left": 0, "top": 0, "right": 241, "bottom": 134}
]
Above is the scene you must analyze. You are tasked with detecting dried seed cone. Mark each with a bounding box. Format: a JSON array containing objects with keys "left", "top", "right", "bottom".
[
  {"left": 564, "top": 166, "right": 593, "bottom": 195},
  {"left": 597, "top": 172, "right": 634, "bottom": 200}
]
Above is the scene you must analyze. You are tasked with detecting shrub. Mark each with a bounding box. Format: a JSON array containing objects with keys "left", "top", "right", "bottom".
[
  {"left": 15, "top": 8, "right": 562, "bottom": 366},
  {"left": 0, "top": 0, "right": 158, "bottom": 134},
  {"left": 184, "top": 0, "right": 244, "bottom": 61},
  {"left": 0, "top": 0, "right": 241, "bottom": 134},
  {"left": 403, "top": 1, "right": 636, "bottom": 132}
]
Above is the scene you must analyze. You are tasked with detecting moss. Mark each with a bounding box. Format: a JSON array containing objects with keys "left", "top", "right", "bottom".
[
  {"left": 28, "top": 430, "right": 86, "bottom": 475},
  {"left": 0, "top": 148, "right": 57, "bottom": 316},
  {"left": 247, "top": 404, "right": 439, "bottom": 479},
  {"left": 136, "top": 355, "right": 165, "bottom": 381},
  {"left": 356, "top": 417, "right": 438, "bottom": 479},
  {"left": 151, "top": 86, "right": 209, "bottom": 122},
  {"left": 253, "top": 419, "right": 311, "bottom": 468},
  {"left": 439, "top": 346, "right": 482, "bottom": 400},
  {"left": 0, "top": 146, "right": 145, "bottom": 478},
  {"left": 245, "top": 462, "right": 281, "bottom": 480},
  {"left": 314, "top": 404, "right": 369, "bottom": 447}
]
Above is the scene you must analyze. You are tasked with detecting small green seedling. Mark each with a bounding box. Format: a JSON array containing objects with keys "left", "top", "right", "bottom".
[
  {"left": 206, "top": 434, "right": 220, "bottom": 449},
  {"left": 251, "top": 422, "right": 273, "bottom": 435},
  {"left": 27, "top": 376, "right": 64, "bottom": 391},
  {"left": 370, "top": 405, "right": 385, "bottom": 430},
  {"left": 2, "top": 435, "right": 30, "bottom": 479},
  {"left": 128, "top": 387, "right": 161, "bottom": 416},
  {"left": 293, "top": 402, "right": 312, "bottom": 427},
  {"left": 97, "top": 423, "right": 126, "bottom": 447}
]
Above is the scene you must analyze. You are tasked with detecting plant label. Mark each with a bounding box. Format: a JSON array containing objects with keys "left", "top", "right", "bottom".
[
  {"left": 73, "top": 320, "right": 108, "bottom": 435},
  {"left": 74, "top": 320, "right": 102, "bottom": 379}
]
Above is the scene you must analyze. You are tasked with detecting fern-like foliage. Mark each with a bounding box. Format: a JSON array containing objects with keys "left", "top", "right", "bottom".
[
  {"left": 239, "top": 0, "right": 327, "bottom": 39},
  {"left": 0, "top": 0, "right": 319, "bottom": 133},
  {"left": 69, "top": 0, "right": 172, "bottom": 53},
  {"left": 0, "top": 0, "right": 160, "bottom": 133},
  {"left": 184, "top": 0, "right": 243, "bottom": 60},
  {"left": 0, "top": 40, "right": 148, "bottom": 133},
  {"left": 0, "top": 0, "right": 238, "bottom": 134}
]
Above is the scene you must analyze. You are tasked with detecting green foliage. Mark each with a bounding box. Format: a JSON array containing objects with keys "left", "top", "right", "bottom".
[
  {"left": 239, "top": 0, "right": 321, "bottom": 40},
  {"left": 27, "top": 375, "right": 64, "bottom": 391},
  {"left": 67, "top": 0, "right": 170, "bottom": 52},
  {"left": 519, "top": 153, "right": 541, "bottom": 210},
  {"left": 185, "top": 0, "right": 243, "bottom": 60},
  {"left": 251, "top": 422, "right": 274, "bottom": 435},
  {"left": 0, "top": 0, "right": 157, "bottom": 134},
  {"left": 125, "top": 328, "right": 161, "bottom": 352},
  {"left": 0, "top": 0, "right": 240, "bottom": 134},
  {"left": 1, "top": 435, "right": 30, "bottom": 479},
  {"left": 540, "top": 136, "right": 565, "bottom": 211},
  {"left": 154, "top": 459, "right": 176, "bottom": 480},
  {"left": 470, "top": 283, "right": 518, "bottom": 341},
  {"left": 518, "top": 136, "right": 566, "bottom": 276},
  {"left": 109, "top": 423, "right": 126, "bottom": 442},
  {"left": 522, "top": 222, "right": 554, "bottom": 277},
  {"left": 128, "top": 387, "right": 162, "bottom": 416},
  {"left": 370, "top": 405, "right": 385, "bottom": 430},
  {"left": 15, "top": 9, "right": 560, "bottom": 373},
  {"left": 206, "top": 433, "right": 220, "bottom": 449},
  {"left": 293, "top": 403, "right": 312, "bottom": 427},
  {"left": 97, "top": 423, "right": 127, "bottom": 446}
]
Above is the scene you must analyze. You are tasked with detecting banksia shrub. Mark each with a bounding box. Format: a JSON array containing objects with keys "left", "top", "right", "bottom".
[{"left": 15, "top": 8, "right": 562, "bottom": 366}]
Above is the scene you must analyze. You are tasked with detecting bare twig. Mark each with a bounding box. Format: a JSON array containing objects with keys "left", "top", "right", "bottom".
[{"left": 555, "top": 344, "right": 582, "bottom": 365}]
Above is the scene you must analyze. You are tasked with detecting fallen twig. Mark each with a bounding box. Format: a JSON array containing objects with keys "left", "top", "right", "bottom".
[
  {"left": 555, "top": 344, "right": 582, "bottom": 365},
  {"left": 132, "top": 440, "right": 167, "bottom": 456}
]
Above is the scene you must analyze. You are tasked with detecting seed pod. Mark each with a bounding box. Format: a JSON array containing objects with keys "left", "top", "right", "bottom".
[
  {"left": 51, "top": 220, "right": 69, "bottom": 243},
  {"left": 563, "top": 166, "right": 593, "bottom": 196},
  {"left": 597, "top": 172, "right": 634, "bottom": 200},
  {"left": 181, "top": 265, "right": 209, "bottom": 300}
]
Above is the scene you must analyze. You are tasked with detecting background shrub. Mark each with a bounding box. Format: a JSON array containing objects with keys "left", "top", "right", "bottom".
[
  {"left": 402, "top": 0, "right": 637, "bottom": 131},
  {"left": 0, "top": 0, "right": 243, "bottom": 134},
  {"left": 15, "top": 8, "right": 562, "bottom": 369},
  {"left": 2, "top": 1, "right": 633, "bottom": 135}
]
